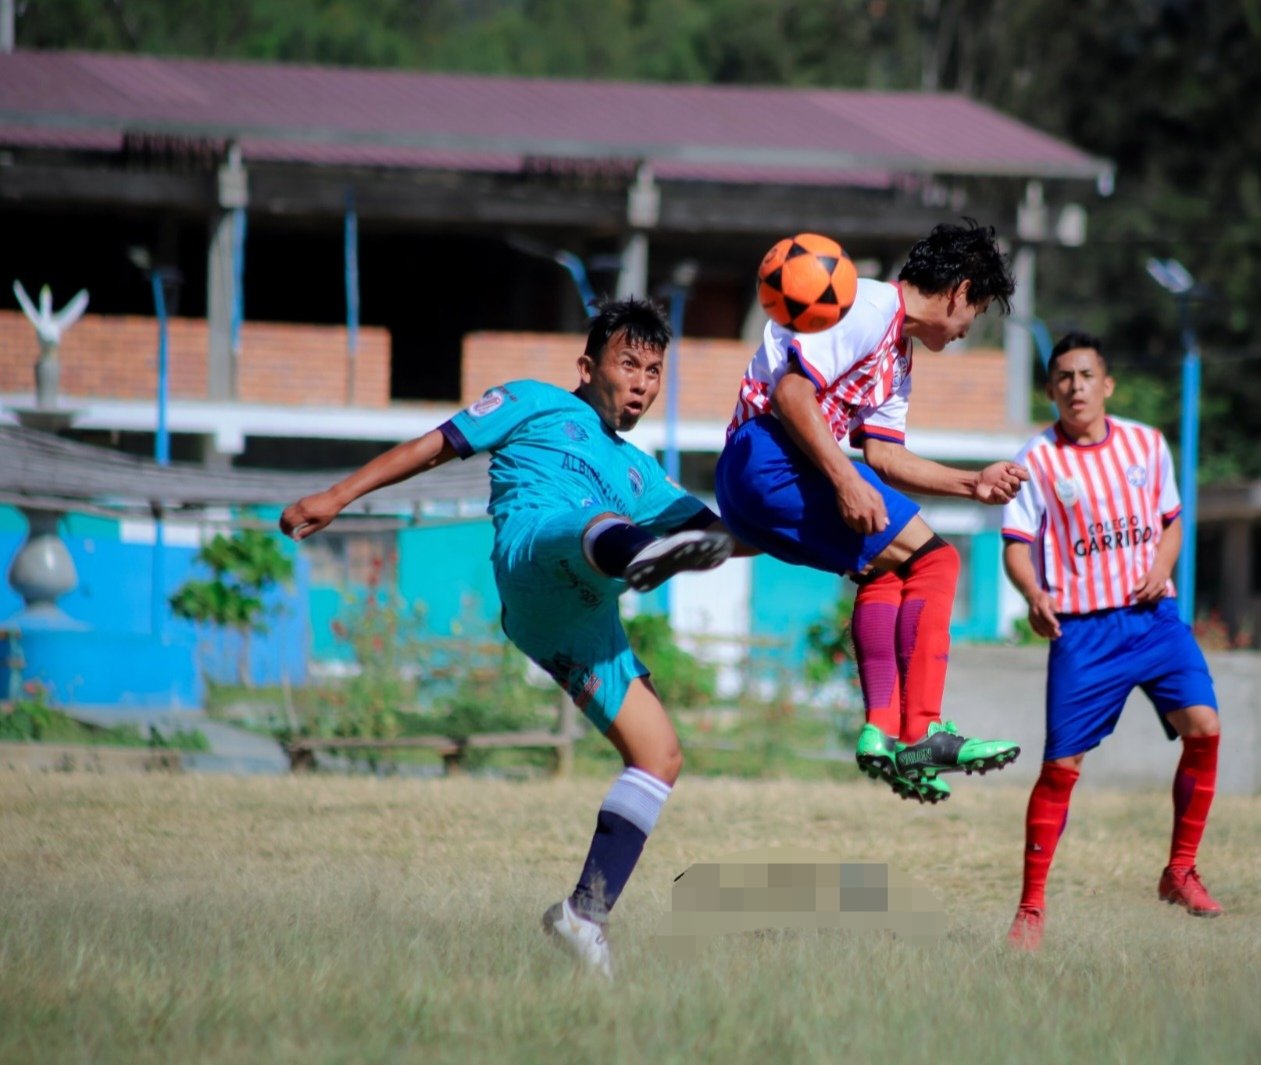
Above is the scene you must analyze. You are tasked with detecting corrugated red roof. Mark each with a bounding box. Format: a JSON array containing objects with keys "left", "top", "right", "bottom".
[{"left": 0, "top": 51, "right": 1110, "bottom": 185}]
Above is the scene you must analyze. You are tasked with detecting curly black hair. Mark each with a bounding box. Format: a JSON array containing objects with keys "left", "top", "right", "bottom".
[
  {"left": 897, "top": 219, "right": 1015, "bottom": 314},
  {"left": 584, "top": 296, "right": 672, "bottom": 359}
]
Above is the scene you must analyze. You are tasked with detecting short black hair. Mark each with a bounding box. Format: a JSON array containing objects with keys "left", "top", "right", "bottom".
[
  {"left": 584, "top": 296, "right": 672, "bottom": 358},
  {"left": 897, "top": 219, "right": 1015, "bottom": 314},
  {"left": 1048, "top": 331, "right": 1107, "bottom": 373}
]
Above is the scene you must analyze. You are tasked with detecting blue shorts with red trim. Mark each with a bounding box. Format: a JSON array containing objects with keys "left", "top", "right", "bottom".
[
  {"left": 1044, "top": 597, "right": 1217, "bottom": 760},
  {"left": 715, "top": 414, "right": 919, "bottom": 575}
]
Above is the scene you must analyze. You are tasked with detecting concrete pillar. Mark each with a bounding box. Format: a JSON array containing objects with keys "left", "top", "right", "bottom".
[
  {"left": 616, "top": 164, "right": 658, "bottom": 301},
  {"left": 207, "top": 145, "right": 248, "bottom": 401},
  {"left": 616, "top": 233, "right": 650, "bottom": 301},
  {"left": 1003, "top": 245, "right": 1037, "bottom": 427},
  {"left": 1005, "top": 182, "right": 1045, "bottom": 428}
]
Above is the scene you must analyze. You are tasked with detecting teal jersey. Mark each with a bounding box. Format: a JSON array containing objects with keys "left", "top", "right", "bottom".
[{"left": 442, "top": 379, "right": 709, "bottom": 560}]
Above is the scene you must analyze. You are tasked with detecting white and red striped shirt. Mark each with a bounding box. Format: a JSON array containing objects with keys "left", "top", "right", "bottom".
[
  {"left": 728, "top": 279, "right": 911, "bottom": 447},
  {"left": 1002, "top": 416, "right": 1182, "bottom": 614}
]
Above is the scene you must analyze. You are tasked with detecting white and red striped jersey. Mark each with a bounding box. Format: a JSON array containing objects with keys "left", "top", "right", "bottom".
[
  {"left": 728, "top": 278, "right": 912, "bottom": 447},
  {"left": 1002, "top": 416, "right": 1182, "bottom": 614}
]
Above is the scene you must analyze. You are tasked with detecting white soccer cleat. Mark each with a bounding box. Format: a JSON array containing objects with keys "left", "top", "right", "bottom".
[
  {"left": 624, "top": 529, "right": 734, "bottom": 593},
  {"left": 542, "top": 898, "right": 613, "bottom": 979}
]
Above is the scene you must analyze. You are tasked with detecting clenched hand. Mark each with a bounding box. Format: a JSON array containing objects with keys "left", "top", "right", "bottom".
[{"left": 973, "top": 461, "right": 1029, "bottom": 505}]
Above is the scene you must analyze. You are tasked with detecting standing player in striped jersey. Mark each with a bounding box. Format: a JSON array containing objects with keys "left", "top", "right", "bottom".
[
  {"left": 1002, "top": 332, "right": 1222, "bottom": 951},
  {"left": 717, "top": 220, "right": 1026, "bottom": 804}
]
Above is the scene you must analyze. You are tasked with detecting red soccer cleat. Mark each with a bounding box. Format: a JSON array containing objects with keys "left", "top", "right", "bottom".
[
  {"left": 1007, "top": 905, "right": 1045, "bottom": 951},
  {"left": 1158, "top": 865, "right": 1223, "bottom": 917}
]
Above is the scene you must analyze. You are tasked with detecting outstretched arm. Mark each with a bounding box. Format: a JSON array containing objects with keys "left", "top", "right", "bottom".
[
  {"left": 863, "top": 438, "right": 1028, "bottom": 505},
  {"left": 279, "top": 428, "right": 457, "bottom": 541}
]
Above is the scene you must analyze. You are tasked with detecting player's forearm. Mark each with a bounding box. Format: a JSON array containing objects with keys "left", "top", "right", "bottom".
[
  {"left": 1002, "top": 541, "right": 1044, "bottom": 602},
  {"left": 770, "top": 374, "right": 864, "bottom": 489},
  {"left": 1153, "top": 516, "right": 1182, "bottom": 573},
  {"left": 863, "top": 439, "right": 978, "bottom": 498},
  {"left": 327, "top": 429, "right": 456, "bottom": 506}
]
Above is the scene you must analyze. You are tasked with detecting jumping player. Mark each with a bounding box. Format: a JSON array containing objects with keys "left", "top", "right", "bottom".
[
  {"left": 1003, "top": 332, "right": 1222, "bottom": 950},
  {"left": 280, "top": 297, "right": 746, "bottom": 978},
  {"left": 716, "top": 220, "right": 1026, "bottom": 803}
]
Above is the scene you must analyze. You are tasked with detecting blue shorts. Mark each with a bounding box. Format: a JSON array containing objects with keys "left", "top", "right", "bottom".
[
  {"left": 495, "top": 509, "right": 646, "bottom": 734},
  {"left": 715, "top": 415, "right": 920, "bottom": 575},
  {"left": 1044, "top": 597, "right": 1217, "bottom": 760}
]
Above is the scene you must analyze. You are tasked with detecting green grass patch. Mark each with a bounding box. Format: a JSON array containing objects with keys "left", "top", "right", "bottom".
[
  {"left": 1, "top": 774, "right": 1256, "bottom": 1064},
  {"left": 0, "top": 694, "right": 209, "bottom": 752}
]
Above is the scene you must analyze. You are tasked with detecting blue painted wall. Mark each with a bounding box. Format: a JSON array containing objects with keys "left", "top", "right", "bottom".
[
  {"left": 749, "top": 554, "right": 848, "bottom": 672},
  {"left": 309, "top": 517, "right": 503, "bottom": 661},
  {"left": 0, "top": 507, "right": 310, "bottom": 698}
]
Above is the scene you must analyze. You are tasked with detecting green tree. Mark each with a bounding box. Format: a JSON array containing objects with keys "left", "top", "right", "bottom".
[{"left": 169, "top": 529, "right": 294, "bottom": 686}]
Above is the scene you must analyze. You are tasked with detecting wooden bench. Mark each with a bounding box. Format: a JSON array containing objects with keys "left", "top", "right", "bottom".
[{"left": 283, "top": 728, "right": 580, "bottom": 776}]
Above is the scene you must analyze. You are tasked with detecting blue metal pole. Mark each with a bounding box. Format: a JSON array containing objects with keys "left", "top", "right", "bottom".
[
  {"left": 150, "top": 272, "right": 170, "bottom": 638},
  {"left": 345, "top": 190, "right": 359, "bottom": 353},
  {"left": 151, "top": 272, "right": 170, "bottom": 466},
  {"left": 1177, "top": 299, "right": 1200, "bottom": 625},
  {"left": 554, "top": 251, "right": 597, "bottom": 313}
]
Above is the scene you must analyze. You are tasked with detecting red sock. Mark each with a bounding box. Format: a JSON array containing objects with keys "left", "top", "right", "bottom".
[
  {"left": 1019, "top": 763, "right": 1079, "bottom": 911},
  {"left": 850, "top": 571, "right": 903, "bottom": 735},
  {"left": 896, "top": 542, "right": 959, "bottom": 743},
  {"left": 1169, "top": 733, "right": 1219, "bottom": 868}
]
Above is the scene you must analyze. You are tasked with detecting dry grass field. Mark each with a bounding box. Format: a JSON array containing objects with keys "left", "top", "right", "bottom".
[{"left": 2, "top": 770, "right": 1258, "bottom": 1064}]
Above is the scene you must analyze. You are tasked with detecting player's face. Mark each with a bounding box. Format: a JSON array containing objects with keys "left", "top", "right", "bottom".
[
  {"left": 578, "top": 332, "right": 664, "bottom": 432},
  {"left": 1047, "top": 347, "right": 1114, "bottom": 430},
  {"left": 919, "top": 282, "right": 991, "bottom": 352}
]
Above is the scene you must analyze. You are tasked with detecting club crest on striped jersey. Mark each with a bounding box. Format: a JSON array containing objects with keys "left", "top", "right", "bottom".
[
  {"left": 627, "top": 467, "right": 645, "bottom": 497},
  {"left": 892, "top": 350, "right": 911, "bottom": 388},
  {"left": 467, "top": 388, "right": 505, "bottom": 418},
  {"left": 1126, "top": 464, "right": 1147, "bottom": 487},
  {"left": 1054, "top": 477, "right": 1081, "bottom": 506}
]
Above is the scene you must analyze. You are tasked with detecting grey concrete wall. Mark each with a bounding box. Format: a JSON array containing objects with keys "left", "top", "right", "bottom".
[{"left": 942, "top": 646, "right": 1260, "bottom": 795}]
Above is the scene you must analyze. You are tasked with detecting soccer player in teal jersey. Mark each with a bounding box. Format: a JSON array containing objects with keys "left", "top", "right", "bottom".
[{"left": 280, "top": 297, "right": 746, "bottom": 978}]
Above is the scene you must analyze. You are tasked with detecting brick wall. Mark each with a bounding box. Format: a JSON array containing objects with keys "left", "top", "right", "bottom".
[
  {"left": 0, "top": 311, "right": 390, "bottom": 407},
  {"left": 462, "top": 331, "right": 1011, "bottom": 432}
]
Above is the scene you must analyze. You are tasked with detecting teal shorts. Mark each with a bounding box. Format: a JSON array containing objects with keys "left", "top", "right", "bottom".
[{"left": 495, "top": 509, "right": 647, "bottom": 734}]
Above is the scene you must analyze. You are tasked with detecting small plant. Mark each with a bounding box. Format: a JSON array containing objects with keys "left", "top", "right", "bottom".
[
  {"left": 803, "top": 594, "right": 856, "bottom": 686},
  {"left": 0, "top": 680, "right": 209, "bottom": 750},
  {"left": 0, "top": 680, "right": 55, "bottom": 741},
  {"left": 170, "top": 529, "right": 294, "bottom": 687},
  {"left": 623, "top": 613, "right": 717, "bottom": 708}
]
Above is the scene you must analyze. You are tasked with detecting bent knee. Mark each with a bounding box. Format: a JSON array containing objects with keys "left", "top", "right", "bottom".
[
  {"left": 634, "top": 744, "right": 683, "bottom": 787},
  {"left": 1178, "top": 706, "right": 1220, "bottom": 738}
]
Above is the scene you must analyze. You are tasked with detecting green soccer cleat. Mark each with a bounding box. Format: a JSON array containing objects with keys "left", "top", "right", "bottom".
[
  {"left": 855, "top": 724, "right": 952, "bottom": 804},
  {"left": 854, "top": 724, "right": 900, "bottom": 784},
  {"left": 895, "top": 720, "right": 1020, "bottom": 779},
  {"left": 891, "top": 768, "right": 952, "bottom": 805}
]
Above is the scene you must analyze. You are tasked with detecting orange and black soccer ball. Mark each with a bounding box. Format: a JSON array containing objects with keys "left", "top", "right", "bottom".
[{"left": 756, "top": 233, "right": 858, "bottom": 333}]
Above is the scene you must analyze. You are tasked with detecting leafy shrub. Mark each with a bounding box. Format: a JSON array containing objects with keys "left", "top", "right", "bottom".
[
  {"left": 170, "top": 529, "right": 294, "bottom": 686},
  {"left": 624, "top": 613, "right": 717, "bottom": 708}
]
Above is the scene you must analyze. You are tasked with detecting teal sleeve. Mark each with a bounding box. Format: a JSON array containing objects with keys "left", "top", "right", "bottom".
[{"left": 445, "top": 381, "right": 542, "bottom": 455}]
